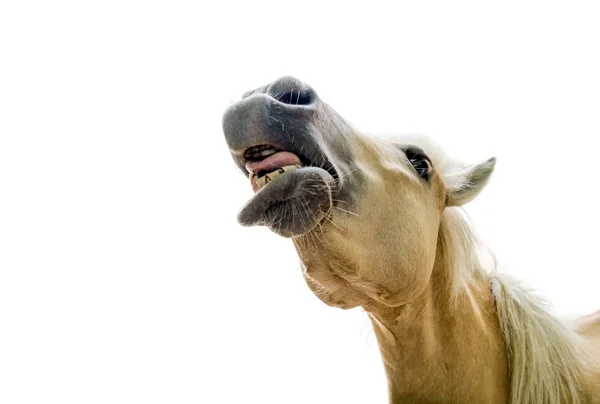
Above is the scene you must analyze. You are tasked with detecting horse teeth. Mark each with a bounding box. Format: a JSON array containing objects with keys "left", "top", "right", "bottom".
[
  {"left": 260, "top": 149, "right": 276, "bottom": 157},
  {"left": 249, "top": 165, "right": 302, "bottom": 189},
  {"left": 245, "top": 145, "right": 278, "bottom": 159}
]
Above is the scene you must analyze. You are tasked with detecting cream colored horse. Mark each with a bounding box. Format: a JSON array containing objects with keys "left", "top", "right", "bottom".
[{"left": 222, "top": 76, "right": 600, "bottom": 403}]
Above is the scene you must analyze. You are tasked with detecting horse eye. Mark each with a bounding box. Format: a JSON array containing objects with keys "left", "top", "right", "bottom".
[{"left": 405, "top": 147, "right": 432, "bottom": 181}]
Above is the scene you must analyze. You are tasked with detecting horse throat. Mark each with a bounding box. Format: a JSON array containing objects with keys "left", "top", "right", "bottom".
[{"left": 366, "top": 254, "right": 510, "bottom": 404}]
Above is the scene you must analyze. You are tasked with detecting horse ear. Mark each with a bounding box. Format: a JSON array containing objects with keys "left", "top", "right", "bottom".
[{"left": 446, "top": 157, "right": 496, "bottom": 207}]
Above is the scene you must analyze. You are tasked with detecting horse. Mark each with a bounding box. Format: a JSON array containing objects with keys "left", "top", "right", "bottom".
[{"left": 221, "top": 76, "right": 600, "bottom": 403}]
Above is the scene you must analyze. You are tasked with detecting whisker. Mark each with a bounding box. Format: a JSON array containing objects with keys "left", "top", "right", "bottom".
[{"left": 334, "top": 207, "right": 359, "bottom": 217}]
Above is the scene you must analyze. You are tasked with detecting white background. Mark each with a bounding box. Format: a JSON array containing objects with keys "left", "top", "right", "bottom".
[{"left": 1, "top": 1, "right": 599, "bottom": 403}]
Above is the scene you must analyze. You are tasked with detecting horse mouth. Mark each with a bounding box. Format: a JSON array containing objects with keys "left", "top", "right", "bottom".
[
  {"left": 244, "top": 146, "right": 303, "bottom": 193},
  {"left": 236, "top": 144, "right": 337, "bottom": 238}
]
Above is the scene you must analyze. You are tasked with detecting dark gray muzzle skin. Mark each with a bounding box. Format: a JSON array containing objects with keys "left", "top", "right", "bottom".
[
  {"left": 221, "top": 76, "right": 357, "bottom": 237},
  {"left": 223, "top": 77, "right": 328, "bottom": 175}
]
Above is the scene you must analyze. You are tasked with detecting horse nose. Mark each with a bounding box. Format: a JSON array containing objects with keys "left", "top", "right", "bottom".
[
  {"left": 265, "top": 76, "right": 317, "bottom": 107},
  {"left": 223, "top": 76, "right": 318, "bottom": 153}
]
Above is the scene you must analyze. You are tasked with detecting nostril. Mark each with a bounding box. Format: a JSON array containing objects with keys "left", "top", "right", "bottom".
[
  {"left": 274, "top": 88, "right": 314, "bottom": 106},
  {"left": 267, "top": 76, "right": 317, "bottom": 107}
]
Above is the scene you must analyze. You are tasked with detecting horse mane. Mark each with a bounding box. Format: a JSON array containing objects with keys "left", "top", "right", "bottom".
[
  {"left": 402, "top": 134, "right": 589, "bottom": 403},
  {"left": 439, "top": 206, "right": 587, "bottom": 403}
]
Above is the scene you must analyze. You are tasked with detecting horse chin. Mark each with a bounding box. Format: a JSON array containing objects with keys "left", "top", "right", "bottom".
[{"left": 237, "top": 167, "right": 336, "bottom": 238}]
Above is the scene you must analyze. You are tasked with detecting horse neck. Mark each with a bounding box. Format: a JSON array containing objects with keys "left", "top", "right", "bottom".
[{"left": 367, "top": 235, "right": 510, "bottom": 404}]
